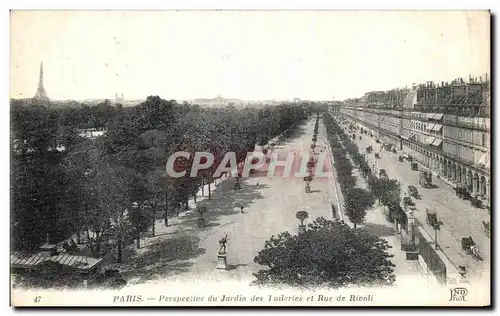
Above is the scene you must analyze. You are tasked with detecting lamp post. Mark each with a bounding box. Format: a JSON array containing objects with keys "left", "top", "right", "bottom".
[{"left": 433, "top": 224, "right": 441, "bottom": 250}]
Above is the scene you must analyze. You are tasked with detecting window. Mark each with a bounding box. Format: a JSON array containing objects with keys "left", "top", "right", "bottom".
[{"left": 482, "top": 134, "right": 486, "bottom": 146}]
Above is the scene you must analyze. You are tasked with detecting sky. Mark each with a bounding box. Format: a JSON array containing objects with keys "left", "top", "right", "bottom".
[{"left": 10, "top": 10, "right": 490, "bottom": 101}]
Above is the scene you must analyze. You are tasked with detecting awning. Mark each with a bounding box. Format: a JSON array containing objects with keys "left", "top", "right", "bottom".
[
  {"left": 478, "top": 154, "right": 486, "bottom": 165},
  {"left": 431, "top": 138, "right": 443, "bottom": 146},
  {"left": 427, "top": 113, "right": 436, "bottom": 119},
  {"left": 424, "top": 136, "right": 435, "bottom": 145},
  {"left": 426, "top": 123, "right": 435, "bottom": 130},
  {"left": 477, "top": 154, "right": 489, "bottom": 168},
  {"left": 401, "top": 135, "right": 409, "bottom": 140},
  {"left": 433, "top": 113, "right": 444, "bottom": 121},
  {"left": 409, "top": 133, "right": 416, "bottom": 140},
  {"left": 432, "top": 124, "right": 443, "bottom": 132}
]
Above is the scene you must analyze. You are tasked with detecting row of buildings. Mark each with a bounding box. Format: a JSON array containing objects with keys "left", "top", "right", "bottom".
[{"left": 333, "top": 77, "right": 491, "bottom": 205}]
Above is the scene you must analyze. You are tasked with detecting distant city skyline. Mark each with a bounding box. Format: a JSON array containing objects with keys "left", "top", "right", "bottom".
[{"left": 10, "top": 11, "right": 490, "bottom": 101}]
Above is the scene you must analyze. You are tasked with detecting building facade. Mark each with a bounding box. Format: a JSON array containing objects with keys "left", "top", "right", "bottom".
[{"left": 338, "top": 78, "right": 491, "bottom": 204}]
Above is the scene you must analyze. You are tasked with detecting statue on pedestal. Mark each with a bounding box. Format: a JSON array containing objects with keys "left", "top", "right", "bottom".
[
  {"left": 218, "top": 234, "right": 229, "bottom": 255},
  {"left": 216, "top": 234, "right": 229, "bottom": 270}
]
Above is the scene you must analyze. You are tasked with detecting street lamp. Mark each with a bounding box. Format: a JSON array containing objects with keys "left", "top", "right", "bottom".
[
  {"left": 428, "top": 208, "right": 442, "bottom": 250},
  {"left": 433, "top": 222, "right": 441, "bottom": 250}
]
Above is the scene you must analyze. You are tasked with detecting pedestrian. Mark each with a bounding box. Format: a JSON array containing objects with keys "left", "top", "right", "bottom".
[
  {"left": 240, "top": 206, "right": 244, "bottom": 213},
  {"left": 256, "top": 182, "right": 259, "bottom": 188}
]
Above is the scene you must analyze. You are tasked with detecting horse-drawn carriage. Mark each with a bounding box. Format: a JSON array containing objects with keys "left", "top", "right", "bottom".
[
  {"left": 426, "top": 208, "right": 438, "bottom": 227},
  {"left": 419, "top": 170, "right": 433, "bottom": 188},
  {"left": 359, "top": 136, "right": 362, "bottom": 140},
  {"left": 461, "top": 236, "right": 481, "bottom": 260},
  {"left": 454, "top": 183, "right": 471, "bottom": 200},
  {"left": 408, "top": 185, "right": 420, "bottom": 199},
  {"left": 382, "top": 144, "right": 395, "bottom": 152},
  {"left": 470, "top": 195, "right": 483, "bottom": 208},
  {"left": 411, "top": 162, "right": 418, "bottom": 171},
  {"left": 398, "top": 155, "right": 405, "bottom": 162}
]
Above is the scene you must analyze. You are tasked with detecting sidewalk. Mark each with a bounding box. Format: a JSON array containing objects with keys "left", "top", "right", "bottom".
[{"left": 320, "top": 119, "right": 347, "bottom": 223}]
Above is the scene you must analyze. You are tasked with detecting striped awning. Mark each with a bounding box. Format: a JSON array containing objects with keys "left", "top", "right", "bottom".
[
  {"left": 424, "top": 137, "right": 435, "bottom": 145},
  {"left": 477, "top": 154, "right": 489, "bottom": 168},
  {"left": 11, "top": 253, "right": 104, "bottom": 270},
  {"left": 426, "top": 123, "right": 435, "bottom": 130},
  {"left": 432, "top": 124, "right": 443, "bottom": 132},
  {"left": 427, "top": 113, "right": 436, "bottom": 119},
  {"left": 432, "top": 113, "right": 444, "bottom": 121},
  {"left": 431, "top": 138, "right": 443, "bottom": 146}
]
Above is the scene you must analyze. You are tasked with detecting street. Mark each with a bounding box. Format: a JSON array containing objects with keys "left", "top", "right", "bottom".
[{"left": 345, "top": 123, "right": 490, "bottom": 280}]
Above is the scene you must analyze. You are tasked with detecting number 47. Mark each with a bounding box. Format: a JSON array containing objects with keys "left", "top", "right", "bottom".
[{"left": 34, "top": 296, "right": 41, "bottom": 303}]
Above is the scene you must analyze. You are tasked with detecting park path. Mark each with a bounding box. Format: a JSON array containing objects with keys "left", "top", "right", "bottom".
[{"left": 122, "top": 118, "right": 336, "bottom": 285}]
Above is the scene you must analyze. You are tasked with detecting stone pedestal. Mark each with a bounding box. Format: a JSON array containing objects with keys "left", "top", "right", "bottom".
[{"left": 216, "top": 254, "right": 228, "bottom": 270}]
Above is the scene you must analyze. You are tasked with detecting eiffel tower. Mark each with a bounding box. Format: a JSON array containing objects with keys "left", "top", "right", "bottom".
[{"left": 34, "top": 61, "right": 49, "bottom": 100}]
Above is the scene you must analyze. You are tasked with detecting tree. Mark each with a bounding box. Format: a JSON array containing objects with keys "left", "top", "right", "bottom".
[
  {"left": 345, "top": 188, "right": 375, "bottom": 229},
  {"left": 11, "top": 104, "right": 73, "bottom": 251},
  {"left": 253, "top": 217, "right": 395, "bottom": 288},
  {"left": 88, "top": 158, "right": 138, "bottom": 262},
  {"left": 196, "top": 206, "right": 207, "bottom": 228},
  {"left": 295, "top": 211, "right": 309, "bottom": 226},
  {"left": 369, "top": 178, "right": 401, "bottom": 210}
]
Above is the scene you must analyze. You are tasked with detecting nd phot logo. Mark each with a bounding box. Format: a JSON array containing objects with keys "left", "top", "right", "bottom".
[{"left": 449, "top": 287, "right": 468, "bottom": 302}]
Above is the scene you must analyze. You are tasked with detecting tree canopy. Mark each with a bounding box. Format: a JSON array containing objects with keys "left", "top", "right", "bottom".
[
  {"left": 344, "top": 188, "right": 375, "bottom": 229},
  {"left": 253, "top": 217, "right": 395, "bottom": 289},
  {"left": 11, "top": 98, "right": 313, "bottom": 258}
]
